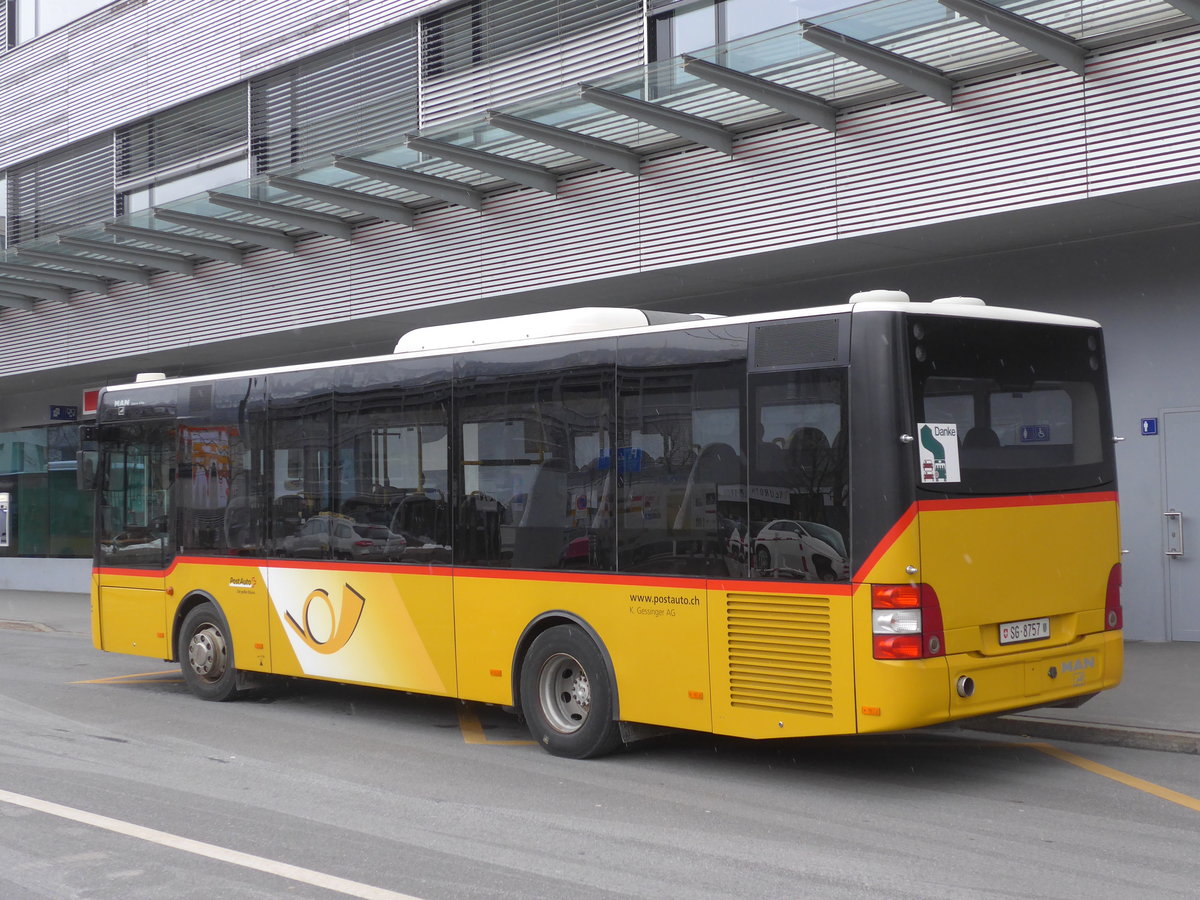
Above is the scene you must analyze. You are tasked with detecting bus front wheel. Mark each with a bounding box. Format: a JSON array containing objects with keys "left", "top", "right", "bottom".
[
  {"left": 179, "top": 602, "right": 238, "bottom": 702},
  {"left": 520, "top": 625, "right": 621, "bottom": 759}
]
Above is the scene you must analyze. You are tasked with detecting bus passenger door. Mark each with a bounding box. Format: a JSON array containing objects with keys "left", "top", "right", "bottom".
[{"left": 94, "top": 422, "right": 176, "bottom": 658}]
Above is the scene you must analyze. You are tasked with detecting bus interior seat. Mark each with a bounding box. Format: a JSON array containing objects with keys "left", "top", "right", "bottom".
[{"left": 963, "top": 426, "right": 1001, "bottom": 449}]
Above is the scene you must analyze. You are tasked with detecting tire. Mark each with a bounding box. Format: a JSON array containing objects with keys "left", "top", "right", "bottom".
[
  {"left": 754, "top": 545, "right": 772, "bottom": 573},
  {"left": 179, "top": 602, "right": 238, "bottom": 701},
  {"left": 520, "top": 625, "right": 621, "bottom": 759}
]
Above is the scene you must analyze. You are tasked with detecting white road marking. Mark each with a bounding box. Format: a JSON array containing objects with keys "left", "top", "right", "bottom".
[{"left": 0, "top": 787, "right": 422, "bottom": 900}]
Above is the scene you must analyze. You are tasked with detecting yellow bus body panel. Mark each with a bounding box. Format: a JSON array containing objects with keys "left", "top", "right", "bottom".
[
  {"left": 854, "top": 493, "right": 1122, "bottom": 733},
  {"left": 230, "top": 561, "right": 455, "bottom": 695},
  {"left": 453, "top": 572, "right": 713, "bottom": 734},
  {"left": 167, "top": 561, "right": 274, "bottom": 675},
  {"left": 93, "top": 492, "right": 1120, "bottom": 743},
  {"left": 92, "top": 571, "right": 170, "bottom": 659}
]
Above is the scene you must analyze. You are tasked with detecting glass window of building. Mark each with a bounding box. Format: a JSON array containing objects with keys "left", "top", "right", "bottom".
[
  {"left": 649, "top": 0, "right": 849, "bottom": 61},
  {"left": 116, "top": 86, "right": 248, "bottom": 214},
  {"left": 422, "top": 0, "right": 484, "bottom": 79},
  {"left": 121, "top": 158, "right": 249, "bottom": 213},
  {"left": 6, "top": 0, "right": 115, "bottom": 47}
]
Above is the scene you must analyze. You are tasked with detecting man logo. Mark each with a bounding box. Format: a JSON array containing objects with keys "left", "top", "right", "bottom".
[{"left": 284, "top": 584, "right": 365, "bottom": 654}]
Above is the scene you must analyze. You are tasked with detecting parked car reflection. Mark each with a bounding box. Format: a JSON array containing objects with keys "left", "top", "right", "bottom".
[{"left": 752, "top": 519, "right": 848, "bottom": 582}]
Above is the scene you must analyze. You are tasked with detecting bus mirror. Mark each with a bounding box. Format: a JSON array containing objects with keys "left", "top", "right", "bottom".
[{"left": 76, "top": 450, "right": 98, "bottom": 491}]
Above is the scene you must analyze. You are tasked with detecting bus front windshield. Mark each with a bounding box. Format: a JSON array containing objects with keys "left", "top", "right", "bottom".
[{"left": 907, "top": 314, "right": 1115, "bottom": 496}]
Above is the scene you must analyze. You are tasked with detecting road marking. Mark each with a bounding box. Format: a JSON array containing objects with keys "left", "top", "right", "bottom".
[
  {"left": 0, "top": 788, "right": 422, "bottom": 900},
  {"left": 71, "top": 670, "right": 182, "bottom": 685},
  {"left": 457, "top": 705, "right": 534, "bottom": 746},
  {"left": 1027, "top": 742, "right": 1200, "bottom": 813}
]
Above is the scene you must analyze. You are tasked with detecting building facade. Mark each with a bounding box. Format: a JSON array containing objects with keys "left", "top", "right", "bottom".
[{"left": 1, "top": 0, "right": 1198, "bottom": 640}]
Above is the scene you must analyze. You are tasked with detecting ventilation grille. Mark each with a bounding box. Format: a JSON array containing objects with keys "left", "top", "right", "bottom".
[
  {"left": 753, "top": 319, "right": 841, "bottom": 370},
  {"left": 725, "top": 594, "right": 833, "bottom": 717}
]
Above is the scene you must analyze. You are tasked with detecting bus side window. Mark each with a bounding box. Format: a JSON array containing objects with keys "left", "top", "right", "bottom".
[
  {"left": 455, "top": 345, "right": 615, "bottom": 571},
  {"left": 616, "top": 325, "right": 749, "bottom": 577},
  {"left": 333, "top": 360, "right": 452, "bottom": 565},
  {"left": 749, "top": 368, "right": 849, "bottom": 582},
  {"left": 175, "top": 378, "right": 264, "bottom": 556},
  {"left": 267, "top": 371, "right": 332, "bottom": 559}
]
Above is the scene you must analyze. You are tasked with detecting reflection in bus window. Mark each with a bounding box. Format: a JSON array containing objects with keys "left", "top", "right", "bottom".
[
  {"left": 748, "top": 368, "right": 849, "bottom": 582},
  {"left": 175, "top": 378, "right": 263, "bottom": 556},
  {"left": 334, "top": 361, "right": 452, "bottom": 564},
  {"left": 268, "top": 372, "right": 332, "bottom": 558},
  {"left": 457, "top": 362, "right": 613, "bottom": 571},
  {"left": 97, "top": 423, "right": 176, "bottom": 568},
  {"left": 616, "top": 325, "right": 748, "bottom": 577}
]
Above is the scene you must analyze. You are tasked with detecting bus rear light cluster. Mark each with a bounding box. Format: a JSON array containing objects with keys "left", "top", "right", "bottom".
[
  {"left": 1105, "top": 563, "right": 1123, "bottom": 631},
  {"left": 872, "top": 583, "right": 945, "bottom": 660}
]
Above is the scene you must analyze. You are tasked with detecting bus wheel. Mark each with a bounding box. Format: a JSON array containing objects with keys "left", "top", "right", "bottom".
[
  {"left": 179, "top": 603, "right": 238, "bottom": 702},
  {"left": 520, "top": 625, "right": 620, "bottom": 759}
]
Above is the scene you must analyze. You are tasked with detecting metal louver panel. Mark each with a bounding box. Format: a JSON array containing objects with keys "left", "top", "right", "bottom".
[
  {"left": 251, "top": 21, "right": 419, "bottom": 174},
  {"left": 117, "top": 85, "right": 247, "bottom": 185},
  {"left": 724, "top": 593, "right": 834, "bottom": 717},
  {"left": 420, "top": 0, "right": 644, "bottom": 128},
  {"left": 8, "top": 136, "right": 113, "bottom": 245}
]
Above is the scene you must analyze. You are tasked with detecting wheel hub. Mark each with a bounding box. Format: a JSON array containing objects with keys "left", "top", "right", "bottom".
[
  {"left": 188, "top": 625, "right": 227, "bottom": 681},
  {"left": 538, "top": 652, "right": 592, "bottom": 734}
]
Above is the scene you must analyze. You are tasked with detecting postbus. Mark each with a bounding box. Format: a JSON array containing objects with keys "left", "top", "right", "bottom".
[{"left": 90, "top": 291, "right": 1123, "bottom": 758}]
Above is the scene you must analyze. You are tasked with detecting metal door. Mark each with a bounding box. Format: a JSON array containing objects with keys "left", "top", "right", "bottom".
[{"left": 1164, "top": 409, "right": 1200, "bottom": 640}]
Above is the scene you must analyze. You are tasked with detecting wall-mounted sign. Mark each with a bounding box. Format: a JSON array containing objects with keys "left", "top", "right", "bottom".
[
  {"left": 49, "top": 405, "right": 78, "bottom": 421},
  {"left": 1141, "top": 417, "right": 1158, "bottom": 436}
]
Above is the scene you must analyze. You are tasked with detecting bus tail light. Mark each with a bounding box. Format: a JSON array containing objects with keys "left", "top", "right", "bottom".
[
  {"left": 872, "top": 583, "right": 945, "bottom": 660},
  {"left": 1104, "top": 563, "right": 1123, "bottom": 631}
]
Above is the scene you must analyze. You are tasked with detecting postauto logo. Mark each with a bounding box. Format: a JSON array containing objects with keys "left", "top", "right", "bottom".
[{"left": 284, "top": 584, "right": 366, "bottom": 654}]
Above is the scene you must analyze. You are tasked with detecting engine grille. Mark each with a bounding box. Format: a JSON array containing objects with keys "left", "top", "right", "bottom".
[{"left": 724, "top": 593, "right": 834, "bottom": 717}]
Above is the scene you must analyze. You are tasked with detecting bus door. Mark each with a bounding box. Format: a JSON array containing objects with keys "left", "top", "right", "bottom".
[{"left": 94, "top": 420, "right": 176, "bottom": 658}]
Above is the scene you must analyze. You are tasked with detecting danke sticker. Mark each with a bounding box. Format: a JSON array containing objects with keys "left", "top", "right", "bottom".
[{"left": 918, "top": 423, "right": 961, "bottom": 483}]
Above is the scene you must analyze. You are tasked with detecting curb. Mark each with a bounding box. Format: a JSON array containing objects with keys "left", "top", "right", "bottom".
[{"left": 960, "top": 714, "right": 1200, "bottom": 755}]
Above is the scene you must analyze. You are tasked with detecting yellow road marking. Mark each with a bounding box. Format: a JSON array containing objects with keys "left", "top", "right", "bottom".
[
  {"left": 457, "top": 705, "right": 534, "bottom": 746},
  {"left": 71, "top": 670, "right": 181, "bottom": 685},
  {"left": 1027, "top": 742, "right": 1200, "bottom": 813}
]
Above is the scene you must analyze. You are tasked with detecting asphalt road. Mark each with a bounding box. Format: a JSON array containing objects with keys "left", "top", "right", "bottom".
[{"left": 1, "top": 603, "right": 1198, "bottom": 899}]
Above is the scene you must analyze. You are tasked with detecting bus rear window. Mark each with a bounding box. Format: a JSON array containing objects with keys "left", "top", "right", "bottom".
[{"left": 908, "top": 315, "right": 1114, "bottom": 495}]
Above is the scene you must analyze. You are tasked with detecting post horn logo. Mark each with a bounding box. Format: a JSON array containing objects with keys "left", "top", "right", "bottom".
[{"left": 284, "top": 584, "right": 366, "bottom": 654}]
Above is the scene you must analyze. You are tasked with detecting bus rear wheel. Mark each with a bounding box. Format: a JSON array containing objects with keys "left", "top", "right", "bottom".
[
  {"left": 179, "top": 602, "right": 238, "bottom": 702},
  {"left": 520, "top": 625, "right": 621, "bottom": 759}
]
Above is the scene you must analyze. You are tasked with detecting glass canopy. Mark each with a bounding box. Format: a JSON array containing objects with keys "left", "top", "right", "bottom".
[{"left": 0, "top": 0, "right": 1189, "bottom": 304}]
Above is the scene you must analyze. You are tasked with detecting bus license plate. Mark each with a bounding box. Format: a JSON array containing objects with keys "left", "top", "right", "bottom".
[{"left": 999, "top": 617, "right": 1050, "bottom": 645}]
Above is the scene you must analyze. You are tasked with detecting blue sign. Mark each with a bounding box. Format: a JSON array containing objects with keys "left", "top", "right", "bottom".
[
  {"left": 1141, "top": 417, "right": 1158, "bottom": 436},
  {"left": 49, "top": 405, "right": 78, "bottom": 421},
  {"left": 1020, "top": 425, "right": 1050, "bottom": 443}
]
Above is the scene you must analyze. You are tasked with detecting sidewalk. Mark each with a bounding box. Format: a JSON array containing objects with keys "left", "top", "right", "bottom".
[
  {"left": 960, "top": 641, "right": 1200, "bottom": 754},
  {"left": 2, "top": 591, "right": 1197, "bottom": 753}
]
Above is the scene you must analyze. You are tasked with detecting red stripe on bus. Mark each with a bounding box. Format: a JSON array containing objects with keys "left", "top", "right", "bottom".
[
  {"left": 851, "top": 504, "right": 918, "bottom": 584},
  {"left": 93, "top": 559, "right": 857, "bottom": 594},
  {"left": 916, "top": 490, "right": 1118, "bottom": 513},
  {"left": 707, "top": 579, "right": 852, "bottom": 596},
  {"left": 850, "top": 491, "right": 1118, "bottom": 584}
]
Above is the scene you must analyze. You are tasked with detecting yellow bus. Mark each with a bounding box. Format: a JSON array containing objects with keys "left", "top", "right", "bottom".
[{"left": 90, "top": 292, "right": 1123, "bottom": 757}]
